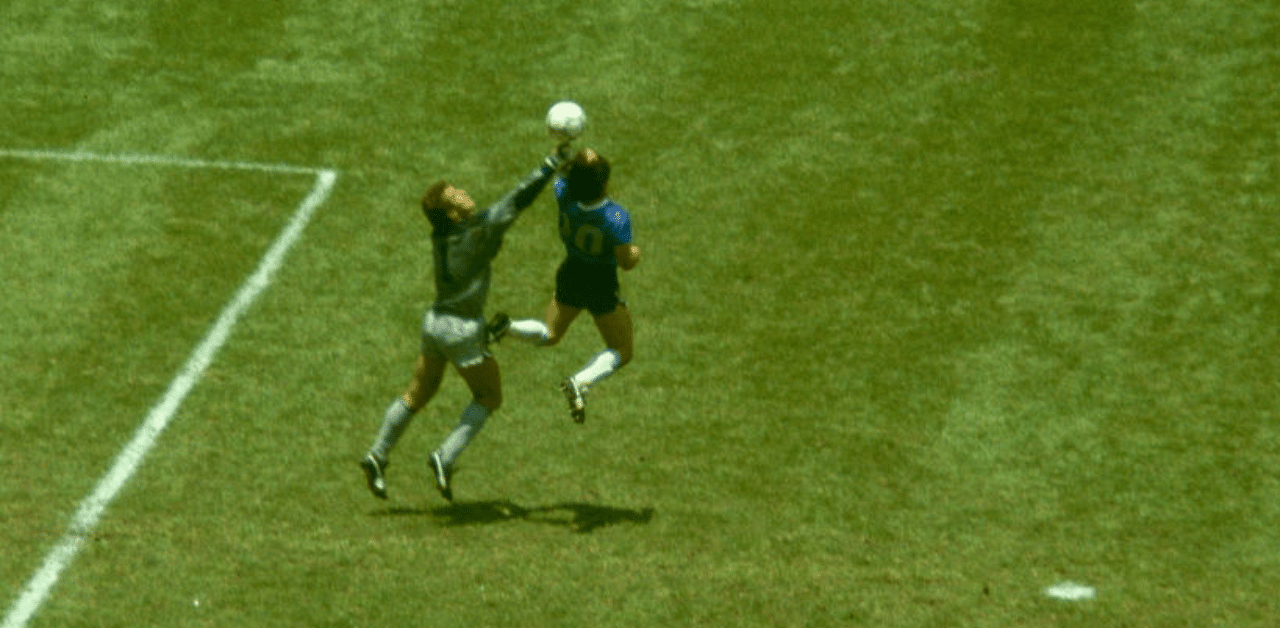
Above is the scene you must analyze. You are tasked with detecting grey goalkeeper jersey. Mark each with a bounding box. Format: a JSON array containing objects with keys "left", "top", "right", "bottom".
[{"left": 430, "top": 163, "right": 554, "bottom": 319}]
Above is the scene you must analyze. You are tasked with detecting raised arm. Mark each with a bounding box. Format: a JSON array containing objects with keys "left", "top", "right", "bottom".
[
  {"left": 507, "top": 163, "right": 555, "bottom": 212},
  {"left": 517, "top": 146, "right": 579, "bottom": 208},
  {"left": 492, "top": 146, "right": 577, "bottom": 225}
]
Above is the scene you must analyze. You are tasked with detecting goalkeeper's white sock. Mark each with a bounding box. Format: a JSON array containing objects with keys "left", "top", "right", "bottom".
[
  {"left": 369, "top": 399, "right": 416, "bottom": 462},
  {"left": 436, "top": 401, "right": 491, "bottom": 468},
  {"left": 507, "top": 319, "right": 551, "bottom": 345},
  {"left": 572, "top": 349, "right": 622, "bottom": 388}
]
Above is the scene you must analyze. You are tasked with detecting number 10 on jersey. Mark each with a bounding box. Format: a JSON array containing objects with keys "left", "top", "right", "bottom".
[{"left": 560, "top": 211, "right": 605, "bottom": 257}]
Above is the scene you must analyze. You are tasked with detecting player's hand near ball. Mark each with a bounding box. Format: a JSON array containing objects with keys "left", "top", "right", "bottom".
[{"left": 543, "top": 143, "right": 578, "bottom": 173}]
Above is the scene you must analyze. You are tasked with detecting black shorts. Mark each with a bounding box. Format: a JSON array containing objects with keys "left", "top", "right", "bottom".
[{"left": 555, "top": 259, "right": 625, "bottom": 316}]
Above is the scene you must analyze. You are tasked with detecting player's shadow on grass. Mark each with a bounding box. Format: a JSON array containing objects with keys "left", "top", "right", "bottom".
[{"left": 384, "top": 501, "right": 654, "bottom": 534}]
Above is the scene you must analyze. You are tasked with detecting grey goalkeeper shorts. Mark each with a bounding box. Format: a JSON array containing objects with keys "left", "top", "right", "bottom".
[{"left": 420, "top": 309, "right": 490, "bottom": 369}]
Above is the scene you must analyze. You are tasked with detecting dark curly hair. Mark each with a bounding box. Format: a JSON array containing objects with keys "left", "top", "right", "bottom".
[{"left": 566, "top": 151, "right": 611, "bottom": 203}]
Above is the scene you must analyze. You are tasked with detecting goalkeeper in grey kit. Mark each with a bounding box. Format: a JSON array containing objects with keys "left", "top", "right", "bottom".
[{"left": 361, "top": 146, "right": 573, "bottom": 501}]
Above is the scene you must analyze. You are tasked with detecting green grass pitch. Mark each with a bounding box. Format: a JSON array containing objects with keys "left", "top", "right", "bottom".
[{"left": 2, "top": 0, "right": 1277, "bottom": 626}]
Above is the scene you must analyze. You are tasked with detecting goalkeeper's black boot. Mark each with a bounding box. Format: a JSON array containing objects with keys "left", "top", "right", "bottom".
[
  {"left": 486, "top": 313, "right": 511, "bottom": 344},
  {"left": 430, "top": 451, "right": 453, "bottom": 501},
  {"left": 360, "top": 453, "right": 389, "bottom": 500}
]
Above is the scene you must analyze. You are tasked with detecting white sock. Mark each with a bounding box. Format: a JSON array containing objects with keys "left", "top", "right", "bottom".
[
  {"left": 507, "top": 319, "right": 551, "bottom": 345},
  {"left": 369, "top": 399, "right": 416, "bottom": 462},
  {"left": 573, "top": 349, "right": 622, "bottom": 388},
  {"left": 436, "top": 401, "right": 492, "bottom": 467}
]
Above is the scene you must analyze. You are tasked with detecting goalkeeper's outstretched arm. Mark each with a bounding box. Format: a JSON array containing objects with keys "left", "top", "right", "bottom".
[{"left": 506, "top": 146, "right": 577, "bottom": 214}]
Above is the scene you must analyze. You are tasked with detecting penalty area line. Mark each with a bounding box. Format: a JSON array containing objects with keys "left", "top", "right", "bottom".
[
  {"left": 0, "top": 147, "right": 327, "bottom": 175},
  {"left": 1, "top": 165, "right": 337, "bottom": 628}
]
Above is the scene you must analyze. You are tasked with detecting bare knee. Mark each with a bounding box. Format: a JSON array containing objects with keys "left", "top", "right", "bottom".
[
  {"left": 613, "top": 346, "right": 633, "bottom": 367},
  {"left": 403, "top": 366, "right": 444, "bottom": 410},
  {"left": 473, "top": 387, "right": 503, "bottom": 411},
  {"left": 400, "top": 391, "right": 426, "bottom": 412},
  {"left": 593, "top": 306, "right": 634, "bottom": 369},
  {"left": 404, "top": 381, "right": 439, "bottom": 409},
  {"left": 457, "top": 355, "right": 504, "bottom": 412}
]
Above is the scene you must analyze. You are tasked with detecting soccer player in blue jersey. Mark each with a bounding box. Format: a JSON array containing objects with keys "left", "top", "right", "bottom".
[
  {"left": 490, "top": 148, "right": 641, "bottom": 423},
  {"left": 360, "top": 146, "right": 572, "bottom": 502}
]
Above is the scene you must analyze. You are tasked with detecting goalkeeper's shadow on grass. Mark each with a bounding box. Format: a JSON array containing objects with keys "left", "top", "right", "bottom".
[{"left": 381, "top": 500, "right": 655, "bottom": 534}]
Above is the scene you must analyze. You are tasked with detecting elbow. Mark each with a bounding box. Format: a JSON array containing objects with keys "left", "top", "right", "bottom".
[{"left": 619, "top": 246, "right": 641, "bottom": 271}]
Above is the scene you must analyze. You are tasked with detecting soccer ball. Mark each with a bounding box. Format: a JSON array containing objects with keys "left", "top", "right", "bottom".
[{"left": 546, "top": 101, "right": 587, "bottom": 142}]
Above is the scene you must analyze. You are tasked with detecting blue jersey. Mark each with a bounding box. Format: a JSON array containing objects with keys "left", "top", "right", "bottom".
[{"left": 554, "top": 178, "right": 633, "bottom": 267}]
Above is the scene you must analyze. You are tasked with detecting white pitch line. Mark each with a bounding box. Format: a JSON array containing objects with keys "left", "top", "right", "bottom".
[
  {"left": 0, "top": 147, "right": 326, "bottom": 175},
  {"left": 1, "top": 157, "right": 337, "bottom": 628}
]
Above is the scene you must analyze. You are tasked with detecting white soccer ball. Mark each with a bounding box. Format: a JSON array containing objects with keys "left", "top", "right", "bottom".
[{"left": 546, "top": 101, "right": 586, "bottom": 142}]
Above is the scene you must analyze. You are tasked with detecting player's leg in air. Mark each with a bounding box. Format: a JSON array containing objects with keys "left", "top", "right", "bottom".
[
  {"left": 428, "top": 355, "right": 503, "bottom": 501},
  {"left": 490, "top": 294, "right": 632, "bottom": 424},
  {"left": 361, "top": 352, "right": 446, "bottom": 499},
  {"left": 487, "top": 311, "right": 554, "bottom": 346},
  {"left": 560, "top": 303, "right": 633, "bottom": 423}
]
